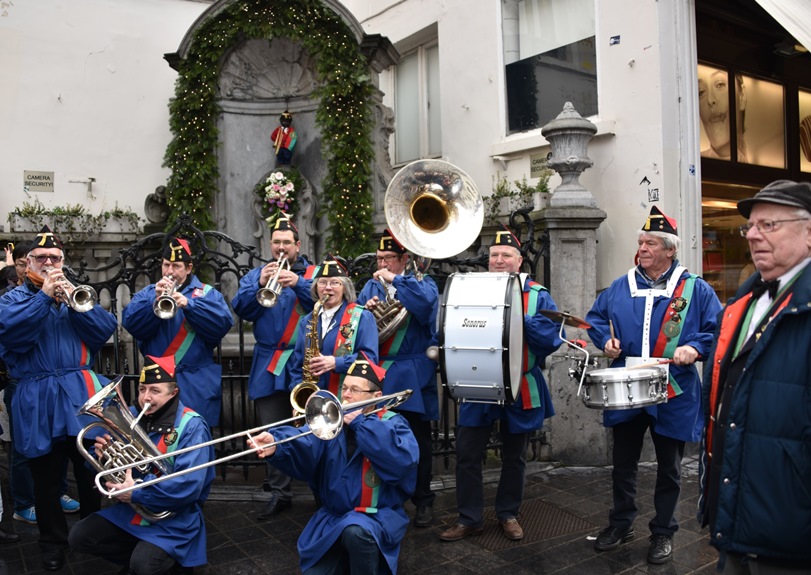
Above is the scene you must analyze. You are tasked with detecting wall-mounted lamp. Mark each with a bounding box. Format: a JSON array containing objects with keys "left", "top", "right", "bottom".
[{"left": 69, "top": 177, "right": 96, "bottom": 199}]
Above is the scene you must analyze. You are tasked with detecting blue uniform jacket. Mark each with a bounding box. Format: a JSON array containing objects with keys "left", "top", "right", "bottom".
[
  {"left": 458, "top": 277, "right": 562, "bottom": 433},
  {"left": 121, "top": 275, "right": 232, "bottom": 425},
  {"left": 99, "top": 401, "right": 215, "bottom": 568},
  {"left": 0, "top": 283, "right": 116, "bottom": 457},
  {"left": 289, "top": 301, "right": 379, "bottom": 397},
  {"left": 586, "top": 263, "right": 722, "bottom": 442},
  {"left": 357, "top": 274, "right": 439, "bottom": 419},
  {"left": 269, "top": 411, "right": 417, "bottom": 573},
  {"left": 231, "top": 256, "right": 314, "bottom": 401}
]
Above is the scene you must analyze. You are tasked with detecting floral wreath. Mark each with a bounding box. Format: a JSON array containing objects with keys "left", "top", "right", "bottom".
[{"left": 256, "top": 167, "right": 302, "bottom": 228}]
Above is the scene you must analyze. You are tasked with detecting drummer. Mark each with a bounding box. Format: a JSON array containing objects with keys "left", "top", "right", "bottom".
[
  {"left": 439, "top": 224, "right": 563, "bottom": 543},
  {"left": 584, "top": 206, "right": 722, "bottom": 564}
]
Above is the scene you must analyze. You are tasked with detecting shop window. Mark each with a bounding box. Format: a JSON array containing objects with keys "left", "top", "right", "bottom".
[
  {"left": 394, "top": 43, "right": 441, "bottom": 165},
  {"left": 502, "top": 0, "right": 597, "bottom": 134},
  {"left": 800, "top": 89, "right": 811, "bottom": 173}
]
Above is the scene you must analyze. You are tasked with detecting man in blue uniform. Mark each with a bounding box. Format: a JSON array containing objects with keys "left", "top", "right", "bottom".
[
  {"left": 289, "top": 255, "right": 379, "bottom": 399},
  {"left": 0, "top": 226, "right": 116, "bottom": 570},
  {"left": 70, "top": 355, "right": 215, "bottom": 575},
  {"left": 439, "top": 226, "right": 563, "bottom": 543},
  {"left": 357, "top": 229, "right": 438, "bottom": 528},
  {"left": 250, "top": 355, "right": 418, "bottom": 575},
  {"left": 232, "top": 216, "right": 315, "bottom": 518},
  {"left": 585, "top": 207, "right": 722, "bottom": 564},
  {"left": 122, "top": 237, "right": 232, "bottom": 426}
]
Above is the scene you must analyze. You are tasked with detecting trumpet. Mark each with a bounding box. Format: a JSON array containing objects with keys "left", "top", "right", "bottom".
[
  {"left": 89, "top": 388, "right": 413, "bottom": 498},
  {"left": 256, "top": 255, "right": 289, "bottom": 308},
  {"left": 49, "top": 269, "right": 97, "bottom": 312},
  {"left": 153, "top": 277, "right": 178, "bottom": 319}
]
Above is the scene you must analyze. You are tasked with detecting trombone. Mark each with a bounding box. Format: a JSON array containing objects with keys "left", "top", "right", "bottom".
[
  {"left": 256, "top": 255, "right": 289, "bottom": 308},
  {"left": 153, "top": 277, "right": 178, "bottom": 319},
  {"left": 91, "top": 388, "right": 413, "bottom": 498}
]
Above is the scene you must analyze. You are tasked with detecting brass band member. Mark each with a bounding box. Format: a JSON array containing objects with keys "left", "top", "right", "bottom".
[
  {"left": 70, "top": 355, "right": 215, "bottom": 575},
  {"left": 231, "top": 216, "right": 315, "bottom": 518},
  {"left": 585, "top": 207, "right": 721, "bottom": 564},
  {"left": 289, "top": 254, "right": 379, "bottom": 398},
  {"left": 0, "top": 226, "right": 116, "bottom": 571},
  {"left": 249, "top": 354, "right": 418, "bottom": 575},
  {"left": 357, "top": 229, "right": 439, "bottom": 528},
  {"left": 122, "top": 237, "right": 232, "bottom": 426},
  {"left": 440, "top": 226, "right": 563, "bottom": 543}
]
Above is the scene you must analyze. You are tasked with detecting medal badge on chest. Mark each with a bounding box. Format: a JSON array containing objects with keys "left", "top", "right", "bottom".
[
  {"left": 364, "top": 466, "right": 381, "bottom": 488},
  {"left": 163, "top": 429, "right": 178, "bottom": 447},
  {"left": 663, "top": 297, "right": 687, "bottom": 338}
]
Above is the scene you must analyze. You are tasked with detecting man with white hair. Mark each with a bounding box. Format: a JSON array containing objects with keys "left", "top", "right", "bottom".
[
  {"left": 585, "top": 207, "right": 722, "bottom": 564},
  {"left": 699, "top": 180, "right": 811, "bottom": 573}
]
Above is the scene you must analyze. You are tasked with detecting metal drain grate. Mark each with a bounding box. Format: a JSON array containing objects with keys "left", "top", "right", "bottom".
[{"left": 443, "top": 499, "right": 596, "bottom": 551}]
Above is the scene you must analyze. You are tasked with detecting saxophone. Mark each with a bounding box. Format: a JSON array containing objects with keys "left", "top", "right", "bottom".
[{"left": 290, "top": 295, "right": 329, "bottom": 415}]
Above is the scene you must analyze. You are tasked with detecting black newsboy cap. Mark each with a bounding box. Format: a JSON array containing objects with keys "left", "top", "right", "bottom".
[{"left": 737, "top": 180, "right": 811, "bottom": 219}]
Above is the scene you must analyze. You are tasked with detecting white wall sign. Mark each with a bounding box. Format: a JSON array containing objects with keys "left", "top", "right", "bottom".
[{"left": 24, "top": 170, "right": 55, "bottom": 193}]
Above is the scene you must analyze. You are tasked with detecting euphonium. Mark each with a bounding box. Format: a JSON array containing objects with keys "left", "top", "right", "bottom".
[
  {"left": 76, "top": 376, "right": 174, "bottom": 522},
  {"left": 257, "top": 255, "right": 289, "bottom": 308},
  {"left": 371, "top": 277, "right": 410, "bottom": 342},
  {"left": 153, "top": 277, "right": 178, "bottom": 319},
  {"left": 290, "top": 294, "right": 328, "bottom": 415}
]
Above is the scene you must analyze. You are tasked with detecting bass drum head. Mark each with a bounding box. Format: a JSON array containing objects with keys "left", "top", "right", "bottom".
[{"left": 504, "top": 274, "right": 524, "bottom": 402}]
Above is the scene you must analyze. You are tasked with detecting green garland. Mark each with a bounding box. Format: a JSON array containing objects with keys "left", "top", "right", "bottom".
[{"left": 163, "top": 0, "right": 376, "bottom": 257}]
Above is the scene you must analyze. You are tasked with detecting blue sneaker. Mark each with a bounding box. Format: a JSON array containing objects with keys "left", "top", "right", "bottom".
[
  {"left": 13, "top": 507, "right": 37, "bottom": 524},
  {"left": 60, "top": 495, "right": 80, "bottom": 514}
]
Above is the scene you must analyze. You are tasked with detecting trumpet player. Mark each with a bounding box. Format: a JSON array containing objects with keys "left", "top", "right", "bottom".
[
  {"left": 289, "top": 255, "right": 379, "bottom": 396},
  {"left": 122, "top": 237, "right": 232, "bottom": 426},
  {"left": 0, "top": 226, "right": 117, "bottom": 571},
  {"left": 357, "top": 229, "right": 439, "bottom": 528},
  {"left": 69, "top": 355, "right": 215, "bottom": 575},
  {"left": 231, "top": 216, "right": 316, "bottom": 518},
  {"left": 248, "top": 355, "right": 417, "bottom": 575}
]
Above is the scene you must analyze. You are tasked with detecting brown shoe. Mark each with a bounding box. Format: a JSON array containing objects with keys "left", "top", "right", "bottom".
[
  {"left": 500, "top": 517, "right": 524, "bottom": 540},
  {"left": 439, "top": 522, "right": 483, "bottom": 542}
]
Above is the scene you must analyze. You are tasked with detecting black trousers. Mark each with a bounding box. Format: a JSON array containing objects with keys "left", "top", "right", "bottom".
[
  {"left": 395, "top": 410, "right": 435, "bottom": 508},
  {"left": 28, "top": 438, "right": 100, "bottom": 550},
  {"left": 608, "top": 412, "right": 685, "bottom": 536},
  {"left": 255, "top": 393, "right": 294, "bottom": 501},
  {"left": 69, "top": 514, "right": 177, "bottom": 575}
]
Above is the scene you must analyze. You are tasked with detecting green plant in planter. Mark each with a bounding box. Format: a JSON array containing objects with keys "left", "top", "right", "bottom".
[
  {"left": 9, "top": 198, "right": 142, "bottom": 240},
  {"left": 484, "top": 168, "right": 552, "bottom": 224}
]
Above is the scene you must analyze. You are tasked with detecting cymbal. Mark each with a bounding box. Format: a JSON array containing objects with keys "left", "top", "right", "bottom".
[{"left": 538, "top": 310, "right": 591, "bottom": 329}]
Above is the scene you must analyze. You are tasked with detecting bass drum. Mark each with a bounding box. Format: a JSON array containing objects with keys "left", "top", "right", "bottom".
[{"left": 438, "top": 272, "right": 525, "bottom": 404}]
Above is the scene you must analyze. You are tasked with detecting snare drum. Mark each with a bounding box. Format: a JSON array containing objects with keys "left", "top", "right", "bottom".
[
  {"left": 438, "top": 272, "right": 524, "bottom": 404},
  {"left": 581, "top": 366, "right": 668, "bottom": 410}
]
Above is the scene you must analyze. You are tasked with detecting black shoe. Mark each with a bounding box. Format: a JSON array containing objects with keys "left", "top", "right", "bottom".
[
  {"left": 647, "top": 534, "right": 673, "bottom": 564},
  {"left": 594, "top": 525, "right": 635, "bottom": 551},
  {"left": 414, "top": 505, "right": 433, "bottom": 528},
  {"left": 257, "top": 495, "right": 291, "bottom": 520},
  {"left": 42, "top": 548, "right": 65, "bottom": 571},
  {"left": 0, "top": 527, "right": 20, "bottom": 544}
]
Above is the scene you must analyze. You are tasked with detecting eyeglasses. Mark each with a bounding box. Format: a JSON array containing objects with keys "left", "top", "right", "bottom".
[
  {"left": 271, "top": 240, "right": 296, "bottom": 247},
  {"left": 14, "top": 260, "right": 27, "bottom": 268},
  {"left": 375, "top": 254, "right": 400, "bottom": 264},
  {"left": 317, "top": 280, "right": 343, "bottom": 288},
  {"left": 739, "top": 218, "right": 810, "bottom": 237},
  {"left": 30, "top": 254, "right": 63, "bottom": 264},
  {"left": 341, "top": 385, "right": 375, "bottom": 394}
]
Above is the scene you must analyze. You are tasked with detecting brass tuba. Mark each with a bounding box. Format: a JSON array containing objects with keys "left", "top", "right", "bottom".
[
  {"left": 373, "top": 160, "right": 483, "bottom": 339},
  {"left": 290, "top": 294, "right": 329, "bottom": 415},
  {"left": 75, "top": 376, "right": 174, "bottom": 522}
]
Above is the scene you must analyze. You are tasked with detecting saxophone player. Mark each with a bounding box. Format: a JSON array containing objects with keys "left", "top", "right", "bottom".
[
  {"left": 231, "top": 216, "right": 316, "bottom": 518},
  {"left": 289, "top": 255, "right": 379, "bottom": 398},
  {"left": 357, "top": 229, "right": 439, "bottom": 528}
]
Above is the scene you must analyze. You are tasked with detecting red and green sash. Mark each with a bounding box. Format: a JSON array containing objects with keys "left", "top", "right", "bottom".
[
  {"left": 266, "top": 266, "right": 317, "bottom": 375},
  {"left": 519, "top": 283, "right": 544, "bottom": 409},
  {"left": 651, "top": 275, "right": 696, "bottom": 397},
  {"left": 78, "top": 341, "right": 103, "bottom": 397},
  {"left": 380, "top": 315, "right": 412, "bottom": 370},
  {"left": 162, "top": 284, "right": 213, "bottom": 363},
  {"left": 354, "top": 409, "right": 395, "bottom": 514},
  {"left": 130, "top": 407, "right": 199, "bottom": 526},
  {"left": 328, "top": 304, "right": 364, "bottom": 397}
]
